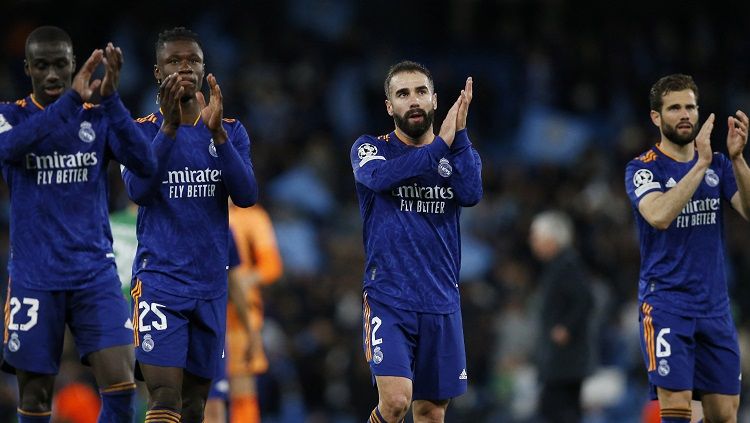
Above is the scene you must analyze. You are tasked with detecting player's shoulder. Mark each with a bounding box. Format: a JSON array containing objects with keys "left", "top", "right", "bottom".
[
  {"left": 627, "top": 148, "right": 660, "bottom": 169},
  {"left": 352, "top": 133, "right": 391, "bottom": 158},
  {"left": 0, "top": 97, "right": 30, "bottom": 114},
  {"left": 354, "top": 133, "right": 390, "bottom": 146},
  {"left": 134, "top": 112, "right": 159, "bottom": 125}
]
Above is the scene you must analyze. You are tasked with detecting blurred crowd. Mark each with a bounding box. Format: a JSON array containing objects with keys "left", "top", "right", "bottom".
[{"left": 3, "top": 1, "right": 750, "bottom": 422}]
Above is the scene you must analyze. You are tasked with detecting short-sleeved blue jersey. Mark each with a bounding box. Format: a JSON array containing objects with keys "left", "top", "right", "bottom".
[
  {"left": 351, "top": 129, "right": 482, "bottom": 313},
  {"left": 0, "top": 91, "right": 155, "bottom": 290},
  {"left": 123, "top": 111, "right": 257, "bottom": 300},
  {"left": 625, "top": 146, "right": 738, "bottom": 317}
]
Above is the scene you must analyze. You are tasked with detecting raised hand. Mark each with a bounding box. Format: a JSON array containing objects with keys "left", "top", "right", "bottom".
[
  {"left": 100, "top": 42, "right": 123, "bottom": 97},
  {"left": 727, "top": 110, "right": 749, "bottom": 160},
  {"left": 438, "top": 95, "right": 463, "bottom": 147},
  {"left": 456, "top": 77, "right": 473, "bottom": 131},
  {"left": 695, "top": 113, "right": 715, "bottom": 167},
  {"left": 196, "top": 73, "right": 228, "bottom": 144},
  {"left": 71, "top": 49, "right": 103, "bottom": 101},
  {"left": 159, "top": 73, "right": 184, "bottom": 138}
]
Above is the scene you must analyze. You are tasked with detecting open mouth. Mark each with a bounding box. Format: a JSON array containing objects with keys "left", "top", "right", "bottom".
[{"left": 676, "top": 123, "right": 692, "bottom": 130}]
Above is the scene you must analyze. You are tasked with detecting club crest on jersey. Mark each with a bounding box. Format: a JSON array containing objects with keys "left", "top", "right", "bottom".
[
  {"left": 78, "top": 121, "right": 96, "bottom": 143},
  {"left": 658, "top": 359, "right": 670, "bottom": 376},
  {"left": 208, "top": 139, "right": 218, "bottom": 157},
  {"left": 372, "top": 346, "right": 383, "bottom": 364},
  {"left": 7, "top": 333, "right": 20, "bottom": 352},
  {"left": 438, "top": 157, "right": 452, "bottom": 177},
  {"left": 704, "top": 169, "right": 719, "bottom": 187},
  {"left": 142, "top": 334, "right": 154, "bottom": 352}
]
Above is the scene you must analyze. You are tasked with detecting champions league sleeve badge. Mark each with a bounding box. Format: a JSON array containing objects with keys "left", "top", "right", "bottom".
[
  {"left": 438, "top": 158, "right": 453, "bottom": 177},
  {"left": 209, "top": 139, "right": 218, "bottom": 157},
  {"left": 78, "top": 121, "right": 96, "bottom": 143}
]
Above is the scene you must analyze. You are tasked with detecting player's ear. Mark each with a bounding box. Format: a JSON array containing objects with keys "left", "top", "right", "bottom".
[
  {"left": 153, "top": 64, "right": 160, "bottom": 82},
  {"left": 650, "top": 110, "right": 661, "bottom": 128},
  {"left": 70, "top": 56, "right": 76, "bottom": 71},
  {"left": 433, "top": 92, "right": 437, "bottom": 111},
  {"left": 385, "top": 98, "right": 393, "bottom": 116},
  {"left": 23, "top": 60, "right": 30, "bottom": 77}
]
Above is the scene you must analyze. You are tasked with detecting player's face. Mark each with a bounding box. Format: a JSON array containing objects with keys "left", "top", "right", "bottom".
[
  {"left": 24, "top": 41, "right": 75, "bottom": 107},
  {"left": 654, "top": 89, "right": 699, "bottom": 146},
  {"left": 386, "top": 72, "right": 437, "bottom": 139},
  {"left": 155, "top": 40, "right": 205, "bottom": 101}
]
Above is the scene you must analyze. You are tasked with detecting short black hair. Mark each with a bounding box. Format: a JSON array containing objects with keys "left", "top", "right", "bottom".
[
  {"left": 25, "top": 26, "right": 72, "bottom": 57},
  {"left": 649, "top": 74, "right": 699, "bottom": 112},
  {"left": 155, "top": 27, "right": 202, "bottom": 58},
  {"left": 384, "top": 60, "right": 434, "bottom": 99}
]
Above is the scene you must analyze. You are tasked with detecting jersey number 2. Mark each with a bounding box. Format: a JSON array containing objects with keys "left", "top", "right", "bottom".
[{"left": 371, "top": 316, "right": 383, "bottom": 346}]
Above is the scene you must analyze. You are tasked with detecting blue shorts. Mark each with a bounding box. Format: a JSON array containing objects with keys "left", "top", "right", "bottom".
[
  {"left": 639, "top": 302, "right": 741, "bottom": 399},
  {"left": 131, "top": 279, "right": 227, "bottom": 380},
  {"left": 362, "top": 292, "right": 467, "bottom": 401},
  {"left": 2, "top": 272, "right": 132, "bottom": 374}
]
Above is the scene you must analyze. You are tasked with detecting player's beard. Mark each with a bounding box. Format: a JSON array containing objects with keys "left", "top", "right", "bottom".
[
  {"left": 662, "top": 121, "right": 698, "bottom": 146},
  {"left": 394, "top": 108, "right": 434, "bottom": 139}
]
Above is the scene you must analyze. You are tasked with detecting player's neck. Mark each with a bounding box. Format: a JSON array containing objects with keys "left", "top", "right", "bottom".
[
  {"left": 658, "top": 138, "right": 696, "bottom": 162},
  {"left": 179, "top": 99, "right": 201, "bottom": 125},
  {"left": 395, "top": 126, "right": 435, "bottom": 146}
]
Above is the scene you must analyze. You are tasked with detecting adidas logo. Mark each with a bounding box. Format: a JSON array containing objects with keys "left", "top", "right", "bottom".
[
  {"left": 666, "top": 178, "right": 677, "bottom": 188},
  {"left": 459, "top": 369, "right": 468, "bottom": 380},
  {"left": 124, "top": 318, "right": 133, "bottom": 329}
]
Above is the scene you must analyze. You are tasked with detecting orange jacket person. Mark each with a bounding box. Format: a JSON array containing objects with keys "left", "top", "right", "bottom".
[{"left": 226, "top": 203, "right": 283, "bottom": 423}]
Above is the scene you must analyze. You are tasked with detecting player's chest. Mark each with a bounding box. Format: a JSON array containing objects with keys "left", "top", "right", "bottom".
[
  {"left": 38, "top": 115, "right": 106, "bottom": 155},
  {"left": 169, "top": 130, "right": 222, "bottom": 168},
  {"left": 661, "top": 164, "right": 723, "bottom": 197}
]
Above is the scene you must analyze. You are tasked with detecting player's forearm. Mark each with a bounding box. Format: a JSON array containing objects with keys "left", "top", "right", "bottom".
[
  {"left": 215, "top": 140, "right": 257, "bottom": 207},
  {"left": 102, "top": 93, "right": 156, "bottom": 177},
  {"left": 732, "top": 156, "right": 750, "bottom": 219},
  {"left": 449, "top": 133, "right": 483, "bottom": 206},
  {"left": 0, "top": 91, "right": 80, "bottom": 161},
  {"left": 639, "top": 162, "right": 708, "bottom": 229},
  {"left": 123, "top": 131, "right": 174, "bottom": 205},
  {"left": 355, "top": 138, "right": 449, "bottom": 192}
]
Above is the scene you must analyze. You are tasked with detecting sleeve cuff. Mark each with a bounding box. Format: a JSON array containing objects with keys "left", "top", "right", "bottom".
[
  {"left": 452, "top": 129, "right": 471, "bottom": 149},
  {"left": 428, "top": 136, "right": 451, "bottom": 157},
  {"left": 51, "top": 90, "right": 83, "bottom": 121},
  {"left": 101, "top": 92, "right": 131, "bottom": 122},
  {"left": 214, "top": 138, "right": 236, "bottom": 156}
]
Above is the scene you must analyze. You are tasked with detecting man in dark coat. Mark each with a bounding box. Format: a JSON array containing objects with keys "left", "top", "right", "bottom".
[{"left": 530, "top": 210, "right": 594, "bottom": 423}]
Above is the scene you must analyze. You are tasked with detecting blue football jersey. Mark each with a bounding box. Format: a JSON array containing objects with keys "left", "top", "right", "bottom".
[
  {"left": 625, "top": 145, "right": 738, "bottom": 317},
  {"left": 351, "top": 129, "right": 482, "bottom": 313},
  {"left": 123, "top": 111, "right": 257, "bottom": 299},
  {"left": 0, "top": 91, "right": 155, "bottom": 290}
]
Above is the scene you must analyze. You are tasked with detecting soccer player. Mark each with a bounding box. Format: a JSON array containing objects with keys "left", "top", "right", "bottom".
[
  {"left": 625, "top": 74, "right": 750, "bottom": 423},
  {"left": 123, "top": 27, "right": 257, "bottom": 422},
  {"left": 350, "top": 61, "right": 482, "bottom": 423},
  {"left": 0, "top": 26, "right": 156, "bottom": 423},
  {"left": 224, "top": 203, "right": 283, "bottom": 423}
]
